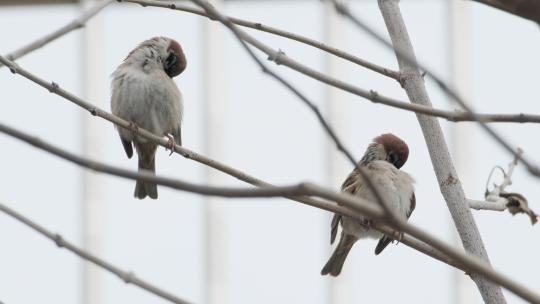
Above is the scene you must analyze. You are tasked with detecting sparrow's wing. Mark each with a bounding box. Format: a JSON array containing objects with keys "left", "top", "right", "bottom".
[
  {"left": 374, "top": 192, "right": 416, "bottom": 255},
  {"left": 406, "top": 192, "right": 416, "bottom": 218},
  {"left": 121, "top": 138, "right": 133, "bottom": 159},
  {"left": 330, "top": 214, "right": 341, "bottom": 244},
  {"left": 172, "top": 124, "right": 182, "bottom": 146},
  {"left": 340, "top": 170, "right": 360, "bottom": 194},
  {"left": 331, "top": 170, "right": 360, "bottom": 244},
  {"left": 111, "top": 73, "right": 133, "bottom": 159}
]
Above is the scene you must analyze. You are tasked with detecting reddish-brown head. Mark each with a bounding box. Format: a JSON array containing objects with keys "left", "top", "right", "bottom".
[
  {"left": 373, "top": 133, "right": 409, "bottom": 169},
  {"left": 161, "top": 37, "right": 186, "bottom": 78},
  {"left": 124, "top": 37, "right": 187, "bottom": 78}
]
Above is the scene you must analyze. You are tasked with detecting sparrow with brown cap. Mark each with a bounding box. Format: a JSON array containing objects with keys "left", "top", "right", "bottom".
[
  {"left": 111, "top": 36, "right": 186, "bottom": 199},
  {"left": 321, "top": 133, "right": 415, "bottom": 276}
]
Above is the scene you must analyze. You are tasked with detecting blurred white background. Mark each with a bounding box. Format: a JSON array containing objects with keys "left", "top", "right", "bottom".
[{"left": 0, "top": 0, "right": 539, "bottom": 303}]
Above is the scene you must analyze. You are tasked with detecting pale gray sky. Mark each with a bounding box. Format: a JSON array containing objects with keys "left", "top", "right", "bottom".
[{"left": 0, "top": 1, "right": 539, "bottom": 304}]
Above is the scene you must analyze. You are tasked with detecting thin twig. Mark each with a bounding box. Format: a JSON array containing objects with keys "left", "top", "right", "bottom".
[
  {"left": 467, "top": 147, "right": 523, "bottom": 212},
  {"left": 466, "top": 150, "right": 526, "bottom": 213},
  {"left": 3, "top": 121, "right": 540, "bottom": 304},
  {"left": 467, "top": 148, "right": 523, "bottom": 211},
  {"left": 489, "top": 148, "right": 522, "bottom": 197},
  {"left": 115, "top": 0, "right": 540, "bottom": 125},
  {"left": 0, "top": 0, "right": 114, "bottom": 67},
  {"left": 327, "top": 0, "right": 540, "bottom": 180},
  {"left": 0, "top": 201, "right": 192, "bottom": 304},
  {"left": 467, "top": 151, "right": 529, "bottom": 212},
  {"left": 468, "top": 199, "right": 507, "bottom": 211},
  {"left": 474, "top": 149, "right": 538, "bottom": 224}
]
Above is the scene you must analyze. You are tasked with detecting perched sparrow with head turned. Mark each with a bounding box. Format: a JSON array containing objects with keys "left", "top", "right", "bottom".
[
  {"left": 321, "top": 133, "right": 415, "bottom": 276},
  {"left": 111, "top": 36, "right": 186, "bottom": 199}
]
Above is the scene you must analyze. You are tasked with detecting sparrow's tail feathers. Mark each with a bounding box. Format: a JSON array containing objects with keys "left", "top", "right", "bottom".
[
  {"left": 321, "top": 233, "right": 357, "bottom": 276},
  {"left": 375, "top": 235, "right": 393, "bottom": 255},
  {"left": 134, "top": 144, "right": 158, "bottom": 199}
]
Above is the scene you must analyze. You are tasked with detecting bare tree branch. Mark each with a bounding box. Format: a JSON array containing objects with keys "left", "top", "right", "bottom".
[
  {"left": 3, "top": 121, "right": 540, "bottom": 304},
  {"left": 446, "top": 113, "right": 540, "bottom": 123},
  {"left": 0, "top": 53, "right": 298, "bottom": 200},
  {"left": 0, "top": 200, "right": 192, "bottom": 304},
  {"left": 0, "top": 48, "right": 451, "bottom": 268},
  {"left": 468, "top": 151, "right": 520, "bottom": 212},
  {"left": 2, "top": 37, "right": 540, "bottom": 302},
  {"left": 2, "top": 2, "right": 539, "bottom": 302},
  {"left": 377, "top": 1, "right": 506, "bottom": 302},
  {"left": 2, "top": 0, "right": 537, "bottom": 126},
  {"left": 0, "top": 51, "right": 403, "bottom": 236},
  {"left": 470, "top": 0, "right": 540, "bottom": 24},
  {"left": 0, "top": 117, "right": 456, "bottom": 273},
  {"left": 122, "top": 0, "right": 400, "bottom": 79},
  {"left": 488, "top": 149, "right": 522, "bottom": 198},
  {"left": 468, "top": 199, "right": 507, "bottom": 211},
  {"left": 0, "top": 49, "right": 461, "bottom": 271},
  {"left": 190, "top": 2, "right": 359, "bottom": 170},
  {"left": 326, "top": 0, "right": 540, "bottom": 181},
  {"left": 3, "top": 65, "right": 540, "bottom": 304},
  {"left": 0, "top": 0, "right": 114, "bottom": 68},
  {"left": 0, "top": 122, "right": 309, "bottom": 198},
  {"left": 113, "top": 0, "right": 540, "bottom": 125}
]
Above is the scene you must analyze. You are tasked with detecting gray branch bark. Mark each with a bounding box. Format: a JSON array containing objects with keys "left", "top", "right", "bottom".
[
  {"left": 378, "top": 1, "right": 506, "bottom": 303},
  {"left": 0, "top": 201, "right": 192, "bottom": 304}
]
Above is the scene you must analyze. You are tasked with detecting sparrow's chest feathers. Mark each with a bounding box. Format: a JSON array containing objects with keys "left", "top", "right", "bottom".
[
  {"left": 341, "top": 162, "right": 415, "bottom": 238},
  {"left": 112, "top": 65, "right": 183, "bottom": 131},
  {"left": 362, "top": 161, "right": 415, "bottom": 218},
  {"left": 367, "top": 161, "right": 414, "bottom": 220}
]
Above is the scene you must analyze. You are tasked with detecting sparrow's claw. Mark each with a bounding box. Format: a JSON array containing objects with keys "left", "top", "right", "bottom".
[
  {"left": 362, "top": 219, "right": 373, "bottom": 230},
  {"left": 165, "top": 133, "right": 175, "bottom": 156},
  {"left": 128, "top": 121, "right": 139, "bottom": 133},
  {"left": 393, "top": 230, "right": 404, "bottom": 244}
]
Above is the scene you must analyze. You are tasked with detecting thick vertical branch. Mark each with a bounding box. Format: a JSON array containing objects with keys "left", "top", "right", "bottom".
[{"left": 377, "top": 1, "right": 506, "bottom": 303}]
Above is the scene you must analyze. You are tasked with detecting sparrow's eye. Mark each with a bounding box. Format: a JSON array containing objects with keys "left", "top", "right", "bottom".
[{"left": 388, "top": 152, "right": 400, "bottom": 168}]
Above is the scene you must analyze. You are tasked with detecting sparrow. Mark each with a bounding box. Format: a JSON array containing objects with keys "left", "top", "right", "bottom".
[
  {"left": 321, "top": 133, "right": 415, "bottom": 276},
  {"left": 111, "top": 36, "right": 186, "bottom": 199}
]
